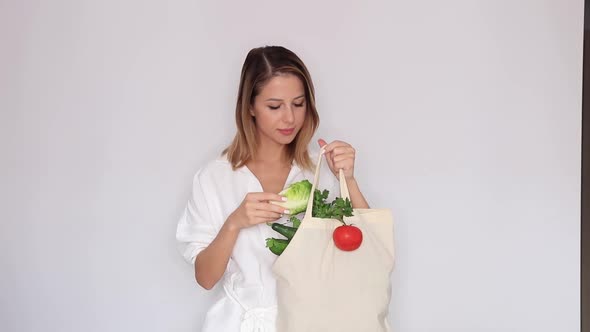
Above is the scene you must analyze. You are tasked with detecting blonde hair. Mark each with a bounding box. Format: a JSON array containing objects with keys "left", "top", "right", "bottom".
[{"left": 221, "top": 46, "right": 320, "bottom": 172}]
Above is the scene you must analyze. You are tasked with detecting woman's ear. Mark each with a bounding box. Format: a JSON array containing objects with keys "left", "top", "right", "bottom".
[{"left": 249, "top": 107, "right": 255, "bottom": 117}]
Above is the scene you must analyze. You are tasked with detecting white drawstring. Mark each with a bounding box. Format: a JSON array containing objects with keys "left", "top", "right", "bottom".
[
  {"left": 240, "top": 306, "right": 277, "bottom": 332},
  {"left": 223, "top": 272, "right": 277, "bottom": 332}
]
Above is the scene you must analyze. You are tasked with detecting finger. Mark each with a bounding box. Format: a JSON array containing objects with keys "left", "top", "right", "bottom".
[
  {"left": 256, "top": 202, "right": 290, "bottom": 214},
  {"left": 331, "top": 146, "right": 346, "bottom": 156},
  {"left": 251, "top": 217, "right": 272, "bottom": 225},
  {"left": 255, "top": 216, "right": 280, "bottom": 225},
  {"left": 323, "top": 140, "right": 347, "bottom": 153},
  {"left": 332, "top": 146, "right": 354, "bottom": 156},
  {"left": 333, "top": 153, "right": 355, "bottom": 163},
  {"left": 333, "top": 161, "right": 353, "bottom": 171},
  {"left": 318, "top": 138, "right": 327, "bottom": 148},
  {"left": 253, "top": 210, "right": 283, "bottom": 220},
  {"left": 334, "top": 160, "right": 353, "bottom": 171},
  {"left": 249, "top": 192, "right": 287, "bottom": 203},
  {"left": 322, "top": 142, "right": 336, "bottom": 153}
]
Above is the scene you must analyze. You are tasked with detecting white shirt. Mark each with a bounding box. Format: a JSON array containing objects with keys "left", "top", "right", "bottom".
[{"left": 176, "top": 147, "right": 340, "bottom": 332}]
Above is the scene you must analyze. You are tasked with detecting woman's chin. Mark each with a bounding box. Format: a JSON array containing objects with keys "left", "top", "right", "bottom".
[{"left": 278, "top": 138, "right": 295, "bottom": 145}]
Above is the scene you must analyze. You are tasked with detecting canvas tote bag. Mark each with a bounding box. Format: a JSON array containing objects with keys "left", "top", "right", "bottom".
[{"left": 272, "top": 147, "right": 395, "bottom": 332}]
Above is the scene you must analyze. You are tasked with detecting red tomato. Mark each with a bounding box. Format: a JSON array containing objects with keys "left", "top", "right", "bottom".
[{"left": 333, "top": 225, "right": 363, "bottom": 251}]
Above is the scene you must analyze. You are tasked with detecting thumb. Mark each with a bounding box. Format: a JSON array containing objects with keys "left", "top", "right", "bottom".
[{"left": 318, "top": 138, "right": 327, "bottom": 148}]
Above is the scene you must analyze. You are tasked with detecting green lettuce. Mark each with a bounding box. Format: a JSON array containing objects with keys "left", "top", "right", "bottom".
[{"left": 270, "top": 179, "right": 312, "bottom": 215}]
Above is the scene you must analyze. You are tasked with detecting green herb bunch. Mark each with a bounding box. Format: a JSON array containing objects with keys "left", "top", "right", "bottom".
[
  {"left": 311, "top": 189, "right": 353, "bottom": 223},
  {"left": 266, "top": 188, "right": 353, "bottom": 256}
]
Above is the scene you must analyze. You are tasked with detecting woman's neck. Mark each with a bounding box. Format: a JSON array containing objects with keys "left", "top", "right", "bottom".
[{"left": 252, "top": 137, "right": 291, "bottom": 165}]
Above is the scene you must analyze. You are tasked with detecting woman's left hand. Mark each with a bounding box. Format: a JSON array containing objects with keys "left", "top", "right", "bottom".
[{"left": 318, "top": 138, "right": 356, "bottom": 181}]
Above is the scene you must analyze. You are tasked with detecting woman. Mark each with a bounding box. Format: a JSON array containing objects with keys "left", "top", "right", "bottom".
[{"left": 176, "top": 45, "right": 370, "bottom": 332}]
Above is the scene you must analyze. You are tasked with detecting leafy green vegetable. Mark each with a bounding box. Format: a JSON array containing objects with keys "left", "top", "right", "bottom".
[
  {"left": 312, "top": 189, "right": 330, "bottom": 220},
  {"left": 289, "top": 215, "right": 301, "bottom": 228},
  {"left": 312, "top": 189, "right": 353, "bottom": 223},
  {"left": 270, "top": 180, "right": 312, "bottom": 215},
  {"left": 266, "top": 188, "right": 354, "bottom": 256},
  {"left": 266, "top": 238, "right": 289, "bottom": 255}
]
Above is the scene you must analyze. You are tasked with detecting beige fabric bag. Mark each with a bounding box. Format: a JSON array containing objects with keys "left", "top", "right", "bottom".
[{"left": 272, "top": 147, "right": 395, "bottom": 332}]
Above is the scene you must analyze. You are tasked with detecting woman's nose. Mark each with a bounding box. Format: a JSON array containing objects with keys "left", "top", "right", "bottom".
[{"left": 283, "top": 106, "right": 295, "bottom": 123}]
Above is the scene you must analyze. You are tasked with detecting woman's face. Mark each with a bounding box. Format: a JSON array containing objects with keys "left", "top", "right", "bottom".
[{"left": 249, "top": 73, "right": 307, "bottom": 146}]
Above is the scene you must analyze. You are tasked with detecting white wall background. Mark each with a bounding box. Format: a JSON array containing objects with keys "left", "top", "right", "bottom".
[{"left": 1, "top": 0, "right": 583, "bottom": 331}]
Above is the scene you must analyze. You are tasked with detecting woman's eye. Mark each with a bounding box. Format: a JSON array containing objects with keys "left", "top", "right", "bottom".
[{"left": 268, "top": 102, "right": 304, "bottom": 110}]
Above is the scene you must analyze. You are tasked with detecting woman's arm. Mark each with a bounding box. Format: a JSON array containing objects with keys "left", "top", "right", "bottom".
[
  {"left": 194, "top": 192, "right": 287, "bottom": 290},
  {"left": 345, "top": 177, "right": 370, "bottom": 209},
  {"left": 194, "top": 218, "right": 239, "bottom": 290}
]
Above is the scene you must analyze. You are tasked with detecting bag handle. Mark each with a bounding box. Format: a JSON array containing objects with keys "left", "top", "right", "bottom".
[{"left": 304, "top": 147, "right": 351, "bottom": 219}]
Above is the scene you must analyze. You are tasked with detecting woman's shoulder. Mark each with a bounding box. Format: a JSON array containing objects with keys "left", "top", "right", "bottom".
[{"left": 193, "top": 153, "right": 246, "bottom": 185}]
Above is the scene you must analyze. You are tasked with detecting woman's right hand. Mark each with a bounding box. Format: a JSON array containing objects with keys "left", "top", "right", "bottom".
[{"left": 227, "top": 192, "right": 289, "bottom": 231}]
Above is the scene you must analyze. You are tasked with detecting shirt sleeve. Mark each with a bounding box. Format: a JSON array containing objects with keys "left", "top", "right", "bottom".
[{"left": 175, "top": 169, "right": 218, "bottom": 266}]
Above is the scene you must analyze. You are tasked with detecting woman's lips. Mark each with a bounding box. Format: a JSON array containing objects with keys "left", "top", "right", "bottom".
[{"left": 278, "top": 128, "right": 294, "bottom": 135}]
